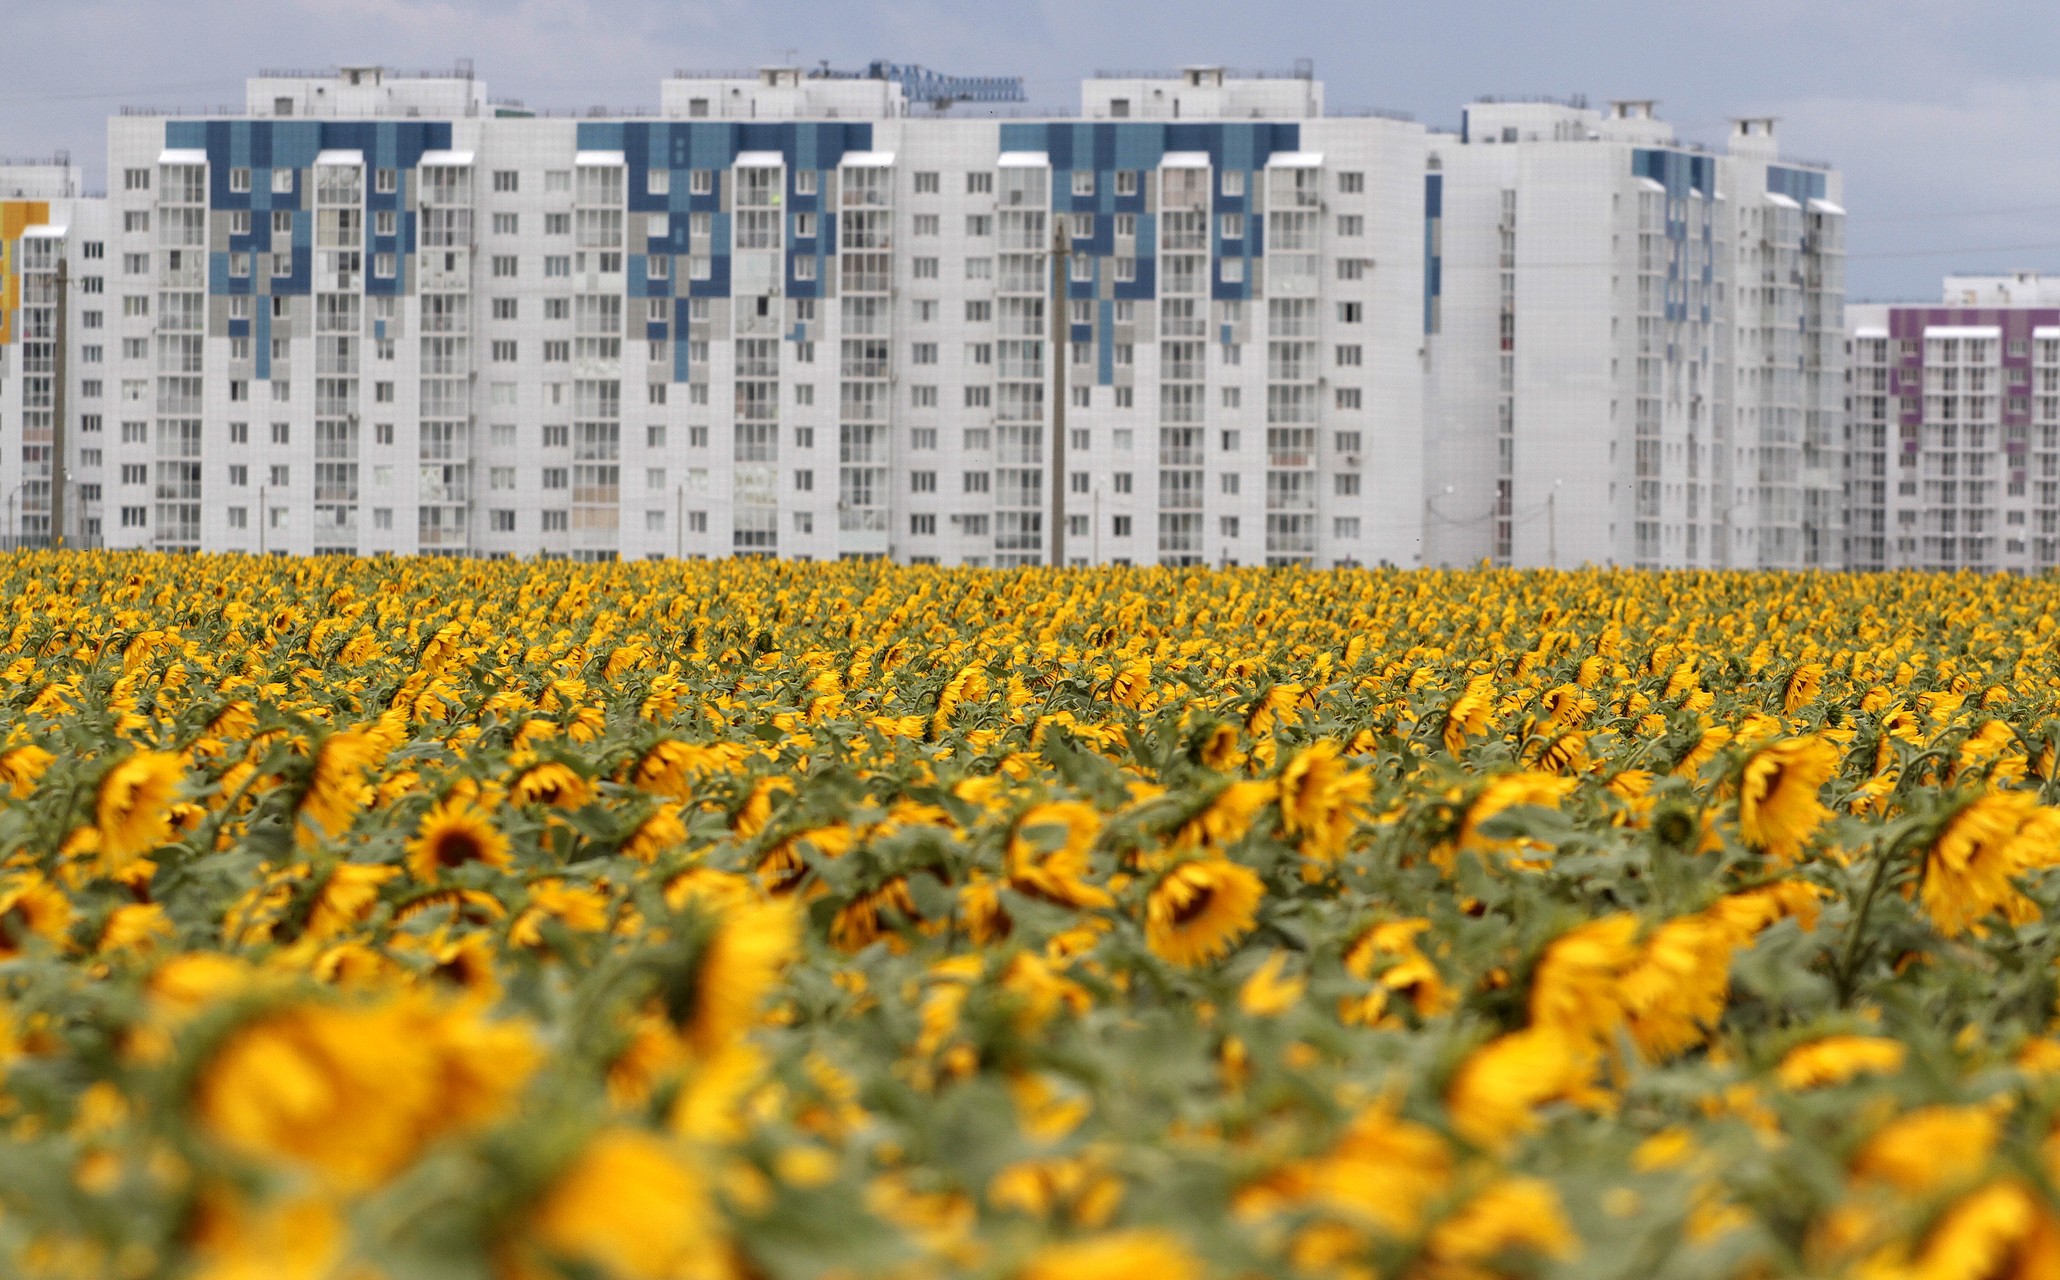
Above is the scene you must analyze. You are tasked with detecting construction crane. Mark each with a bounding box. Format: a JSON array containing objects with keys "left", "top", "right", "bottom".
[{"left": 808, "top": 60, "right": 1026, "bottom": 111}]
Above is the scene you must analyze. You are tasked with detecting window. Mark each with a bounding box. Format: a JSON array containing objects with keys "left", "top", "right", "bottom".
[
  {"left": 963, "top": 471, "right": 991, "bottom": 493},
  {"left": 967, "top": 172, "right": 994, "bottom": 195},
  {"left": 490, "top": 510, "right": 516, "bottom": 532},
  {"left": 1221, "top": 259, "right": 1244, "bottom": 284},
  {"left": 375, "top": 253, "right": 396, "bottom": 278},
  {"left": 1221, "top": 473, "right": 1240, "bottom": 495},
  {"left": 1333, "top": 517, "right": 1361, "bottom": 539},
  {"left": 121, "top": 464, "right": 148, "bottom": 484},
  {"left": 376, "top": 168, "right": 397, "bottom": 194},
  {"left": 269, "top": 465, "right": 290, "bottom": 487},
  {"left": 1220, "top": 430, "right": 1241, "bottom": 451},
  {"left": 492, "top": 212, "right": 519, "bottom": 236},
  {"left": 1220, "top": 515, "right": 1240, "bottom": 538},
  {"left": 375, "top": 423, "right": 394, "bottom": 445},
  {"left": 272, "top": 169, "right": 294, "bottom": 194},
  {"left": 911, "top": 513, "right": 936, "bottom": 535},
  {"left": 794, "top": 212, "right": 817, "bottom": 238},
  {"left": 268, "top": 421, "right": 290, "bottom": 446},
  {"left": 646, "top": 168, "right": 670, "bottom": 196},
  {"left": 792, "top": 256, "right": 814, "bottom": 281},
  {"left": 1336, "top": 259, "right": 1366, "bottom": 281},
  {"left": 273, "top": 211, "right": 293, "bottom": 236},
  {"left": 964, "top": 386, "right": 992, "bottom": 408},
  {"left": 1116, "top": 170, "right": 1138, "bottom": 196},
  {"left": 123, "top": 211, "right": 149, "bottom": 234},
  {"left": 493, "top": 298, "right": 518, "bottom": 321},
  {"left": 1112, "top": 515, "right": 1133, "bottom": 537},
  {"left": 122, "top": 422, "right": 148, "bottom": 444},
  {"left": 1335, "top": 344, "right": 1363, "bottom": 367},
  {"left": 545, "top": 255, "right": 571, "bottom": 277},
  {"left": 490, "top": 467, "right": 517, "bottom": 492},
  {"left": 965, "top": 300, "right": 992, "bottom": 322},
  {"left": 914, "top": 214, "right": 940, "bottom": 236},
  {"left": 230, "top": 167, "right": 251, "bottom": 193},
  {"left": 689, "top": 169, "right": 714, "bottom": 195},
  {"left": 123, "top": 252, "right": 149, "bottom": 275},
  {"left": 913, "top": 343, "right": 938, "bottom": 365},
  {"left": 1334, "top": 474, "right": 1360, "bottom": 496},
  {"left": 793, "top": 425, "right": 814, "bottom": 448},
  {"left": 123, "top": 168, "right": 150, "bottom": 191},
  {"left": 1221, "top": 213, "right": 1245, "bottom": 240},
  {"left": 493, "top": 170, "right": 519, "bottom": 193},
  {"left": 1072, "top": 171, "right": 1095, "bottom": 197},
  {"left": 796, "top": 170, "right": 817, "bottom": 195},
  {"left": 1334, "top": 431, "right": 1362, "bottom": 453},
  {"left": 914, "top": 172, "right": 940, "bottom": 194},
  {"left": 1338, "top": 171, "right": 1364, "bottom": 194},
  {"left": 647, "top": 424, "right": 668, "bottom": 448},
  {"left": 545, "top": 298, "right": 570, "bottom": 321},
  {"left": 912, "top": 386, "right": 938, "bottom": 407},
  {"left": 373, "top": 382, "right": 394, "bottom": 404},
  {"left": 1338, "top": 302, "right": 1363, "bottom": 323},
  {"left": 915, "top": 300, "right": 938, "bottom": 322},
  {"left": 913, "top": 257, "right": 939, "bottom": 279},
  {"left": 1337, "top": 215, "right": 1364, "bottom": 237},
  {"left": 911, "top": 470, "right": 937, "bottom": 493},
  {"left": 1335, "top": 388, "right": 1362, "bottom": 410},
  {"left": 965, "top": 214, "right": 992, "bottom": 237},
  {"left": 1221, "top": 388, "right": 1242, "bottom": 410},
  {"left": 1115, "top": 257, "right": 1136, "bottom": 283},
  {"left": 492, "top": 340, "right": 518, "bottom": 363},
  {"left": 1113, "top": 473, "right": 1133, "bottom": 494},
  {"left": 545, "top": 213, "right": 570, "bottom": 236},
  {"left": 230, "top": 464, "right": 251, "bottom": 487},
  {"left": 794, "top": 384, "right": 815, "bottom": 407},
  {"left": 1222, "top": 171, "right": 1245, "bottom": 197},
  {"left": 121, "top": 507, "right": 147, "bottom": 528},
  {"left": 1072, "top": 214, "right": 1095, "bottom": 240}
]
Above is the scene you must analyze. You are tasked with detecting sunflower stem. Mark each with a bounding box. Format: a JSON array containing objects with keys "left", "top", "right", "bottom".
[{"left": 1835, "top": 835, "right": 1900, "bottom": 1007}]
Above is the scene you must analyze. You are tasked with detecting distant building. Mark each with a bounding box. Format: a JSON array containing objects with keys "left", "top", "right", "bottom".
[
  {"left": 78, "top": 64, "right": 1428, "bottom": 565},
  {"left": 1846, "top": 271, "right": 2060, "bottom": 574},
  {"left": 0, "top": 161, "right": 107, "bottom": 547},
  {"left": 1425, "top": 101, "right": 1846, "bottom": 569}
]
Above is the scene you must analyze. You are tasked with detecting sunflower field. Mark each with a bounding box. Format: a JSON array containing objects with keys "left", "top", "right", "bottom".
[{"left": 7, "top": 553, "right": 2060, "bottom": 1279}]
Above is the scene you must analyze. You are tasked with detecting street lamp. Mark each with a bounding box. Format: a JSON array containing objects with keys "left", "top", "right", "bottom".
[{"left": 3, "top": 482, "right": 22, "bottom": 551}]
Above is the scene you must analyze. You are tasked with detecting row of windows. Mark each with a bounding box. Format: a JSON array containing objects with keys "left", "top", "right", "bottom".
[{"left": 127, "top": 163, "right": 1374, "bottom": 203}]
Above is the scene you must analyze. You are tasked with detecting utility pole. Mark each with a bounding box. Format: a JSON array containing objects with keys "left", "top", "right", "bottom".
[
  {"left": 1547, "top": 479, "right": 1561, "bottom": 568},
  {"left": 258, "top": 486, "right": 267, "bottom": 556},
  {"left": 675, "top": 484, "right": 683, "bottom": 559},
  {"left": 52, "top": 257, "right": 69, "bottom": 548},
  {"left": 1049, "top": 212, "right": 1069, "bottom": 568}
]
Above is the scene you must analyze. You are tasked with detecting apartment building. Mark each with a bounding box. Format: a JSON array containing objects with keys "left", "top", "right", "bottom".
[
  {"left": 1846, "top": 272, "right": 2060, "bottom": 574},
  {"left": 72, "top": 64, "right": 1430, "bottom": 565},
  {"left": 0, "top": 162, "right": 108, "bottom": 547},
  {"left": 1423, "top": 100, "right": 1846, "bottom": 569}
]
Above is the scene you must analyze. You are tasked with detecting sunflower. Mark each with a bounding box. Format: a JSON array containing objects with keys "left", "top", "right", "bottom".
[
  {"left": 404, "top": 799, "right": 512, "bottom": 882},
  {"left": 0, "top": 744, "right": 53, "bottom": 799},
  {"left": 0, "top": 872, "right": 73, "bottom": 958},
  {"left": 683, "top": 897, "right": 798, "bottom": 1057},
  {"left": 511, "top": 761, "right": 593, "bottom": 810},
  {"left": 1445, "top": 1026, "right": 1594, "bottom": 1152},
  {"left": 297, "top": 731, "right": 383, "bottom": 842},
  {"left": 1773, "top": 1035, "right": 1907, "bottom": 1090},
  {"left": 1145, "top": 859, "right": 1264, "bottom": 967},
  {"left": 1736, "top": 736, "right": 1839, "bottom": 863},
  {"left": 1016, "top": 1231, "right": 1201, "bottom": 1280},
  {"left": 1422, "top": 1177, "right": 1578, "bottom": 1269},
  {"left": 1921, "top": 791, "right": 2060, "bottom": 937},
  {"left": 523, "top": 1129, "right": 715, "bottom": 1280},
  {"left": 621, "top": 804, "right": 687, "bottom": 864},
  {"left": 1007, "top": 802, "right": 1111, "bottom": 908},
  {"left": 1442, "top": 676, "right": 1497, "bottom": 755},
  {"left": 1276, "top": 740, "right": 1371, "bottom": 864},
  {"left": 94, "top": 751, "right": 185, "bottom": 873}
]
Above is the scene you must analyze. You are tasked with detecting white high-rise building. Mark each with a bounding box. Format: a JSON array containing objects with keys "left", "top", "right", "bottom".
[
  {"left": 1846, "top": 272, "right": 2060, "bottom": 575},
  {"left": 76, "top": 64, "right": 1431, "bottom": 565},
  {"left": 1423, "top": 99, "right": 1846, "bottom": 569},
  {"left": 0, "top": 161, "right": 109, "bottom": 548}
]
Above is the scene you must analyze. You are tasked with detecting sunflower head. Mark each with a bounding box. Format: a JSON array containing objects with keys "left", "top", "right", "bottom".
[
  {"left": 1145, "top": 858, "right": 1264, "bottom": 968},
  {"left": 406, "top": 800, "right": 512, "bottom": 882}
]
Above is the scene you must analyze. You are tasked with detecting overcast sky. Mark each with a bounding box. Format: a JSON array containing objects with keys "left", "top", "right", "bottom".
[{"left": 4, "top": 0, "right": 2055, "bottom": 299}]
